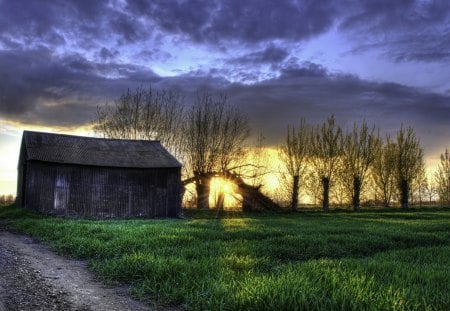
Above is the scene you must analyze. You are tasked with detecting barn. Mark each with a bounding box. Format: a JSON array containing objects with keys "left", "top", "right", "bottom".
[{"left": 16, "top": 131, "right": 182, "bottom": 218}]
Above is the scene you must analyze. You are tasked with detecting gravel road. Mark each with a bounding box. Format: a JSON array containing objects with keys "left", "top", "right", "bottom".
[{"left": 0, "top": 230, "right": 153, "bottom": 311}]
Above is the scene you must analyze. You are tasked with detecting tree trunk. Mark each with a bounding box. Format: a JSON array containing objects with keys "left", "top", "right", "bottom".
[
  {"left": 322, "top": 176, "right": 330, "bottom": 212},
  {"left": 291, "top": 175, "right": 299, "bottom": 211},
  {"left": 242, "top": 193, "right": 252, "bottom": 212},
  {"left": 383, "top": 185, "right": 390, "bottom": 207},
  {"left": 196, "top": 176, "right": 211, "bottom": 209},
  {"left": 352, "top": 176, "right": 361, "bottom": 211},
  {"left": 400, "top": 179, "right": 409, "bottom": 209}
]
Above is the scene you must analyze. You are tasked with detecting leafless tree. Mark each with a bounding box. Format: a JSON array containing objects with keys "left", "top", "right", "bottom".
[
  {"left": 424, "top": 176, "right": 438, "bottom": 206},
  {"left": 279, "top": 119, "right": 310, "bottom": 210},
  {"left": 394, "top": 125, "right": 424, "bottom": 209},
  {"left": 341, "top": 121, "right": 380, "bottom": 211},
  {"left": 183, "top": 93, "right": 249, "bottom": 209},
  {"left": 310, "top": 115, "right": 343, "bottom": 212},
  {"left": 94, "top": 87, "right": 184, "bottom": 158},
  {"left": 411, "top": 165, "right": 427, "bottom": 207},
  {"left": 304, "top": 170, "right": 321, "bottom": 206},
  {"left": 435, "top": 148, "right": 450, "bottom": 206},
  {"left": 371, "top": 136, "right": 397, "bottom": 207},
  {"left": 95, "top": 88, "right": 250, "bottom": 210}
]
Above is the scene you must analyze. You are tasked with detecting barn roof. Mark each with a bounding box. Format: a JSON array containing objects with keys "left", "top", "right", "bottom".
[{"left": 21, "top": 131, "right": 182, "bottom": 168}]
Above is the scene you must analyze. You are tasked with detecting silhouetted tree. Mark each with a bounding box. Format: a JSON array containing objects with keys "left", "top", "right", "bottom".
[
  {"left": 342, "top": 121, "right": 379, "bottom": 211},
  {"left": 184, "top": 93, "right": 249, "bottom": 209},
  {"left": 435, "top": 148, "right": 450, "bottom": 206},
  {"left": 94, "top": 87, "right": 184, "bottom": 158},
  {"left": 411, "top": 165, "right": 427, "bottom": 207},
  {"left": 424, "top": 176, "right": 438, "bottom": 206},
  {"left": 310, "top": 115, "right": 342, "bottom": 212},
  {"left": 95, "top": 88, "right": 249, "bottom": 210},
  {"left": 279, "top": 119, "right": 310, "bottom": 210},
  {"left": 371, "top": 136, "right": 397, "bottom": 207},
  {"left": 394, "top": 126, "right": 424, "bottom": 209}
]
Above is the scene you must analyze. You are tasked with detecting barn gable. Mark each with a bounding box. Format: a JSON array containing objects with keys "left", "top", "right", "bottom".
[{"left": 17, "top": 131, "right": 182, "bottom": 218}]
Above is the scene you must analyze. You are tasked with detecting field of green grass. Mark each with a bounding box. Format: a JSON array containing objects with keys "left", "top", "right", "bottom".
[{"left": 1, "top": 206, "right": 449, "bottom": 310}]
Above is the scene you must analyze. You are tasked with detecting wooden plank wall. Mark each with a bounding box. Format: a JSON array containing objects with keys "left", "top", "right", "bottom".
[{"left": 23, "top": 161, "right": 181, "bottom": 218}]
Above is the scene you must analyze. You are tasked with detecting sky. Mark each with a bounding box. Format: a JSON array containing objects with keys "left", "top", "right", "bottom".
[{"left": 1, "top": 0, "right": 450, "bottom": 195}]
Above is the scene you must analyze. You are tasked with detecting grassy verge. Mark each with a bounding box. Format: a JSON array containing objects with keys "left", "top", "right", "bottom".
[{"left": 1, "top": 206, "right": 449, "bottom": 310}]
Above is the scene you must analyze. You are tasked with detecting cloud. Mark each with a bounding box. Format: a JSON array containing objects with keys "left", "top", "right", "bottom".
[
  {"left": 0, "top": 48, "right": 449, "bottom": 156},
  {"left": 0, "top": 0, "right": 449, "bottom": 159},
  {"left": 340, "top": 0, "right": 450, "bottom": 62},
  {"left": 1, "top": 0, "right": 448, "bottom": 67},
  {"left": 173, "top": 64, "right": 450, "bottom": 158},
  {"left": 126, "top": 0, "right": 338, "bottom": 44},
  {"left": 229, "top": 44, "right": 289, "bottom": 65},
  {"left": 0, "top": 0, "right": 152, "bottom": 53},
  {"left": 0, "top": 48, "right": 160, "bottom": 126},
  {"left": 99, "top": 47, "right": 120, "bottom": 61}
]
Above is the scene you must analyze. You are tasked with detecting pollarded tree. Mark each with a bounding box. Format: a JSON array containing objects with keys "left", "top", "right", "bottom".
[
  {"left": 394, "top": 125, "right": 424, "bottom": 209},
  {"left": 183, "top": 93, "right": 249, "bottom": 209},
  {"left": 435, "top": 148, "right": 450, "bottom": 206},
  {"left": 371, "top": 136, "right": 397, "bottom": 207},
  {"left": 310, "top": 115, "right": 343, "bottom": 212},
  {"left": 342, "top": 121, "right": 380, "bottom": 211},
  {"left": 279, "top": 119, "right": 310, "bottom": 210}
]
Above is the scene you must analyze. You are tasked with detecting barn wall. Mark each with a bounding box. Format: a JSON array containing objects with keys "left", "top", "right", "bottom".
[{"left": 23, "top": 161, "right": 181, "bottom": 218}]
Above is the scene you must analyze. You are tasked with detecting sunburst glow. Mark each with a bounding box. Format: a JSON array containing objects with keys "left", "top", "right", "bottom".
[{"left": 209, "top": 177, "right": 241, "bottom": 209}]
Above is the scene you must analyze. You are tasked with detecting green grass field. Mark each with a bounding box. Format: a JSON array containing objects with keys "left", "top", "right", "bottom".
[{"left": 1, "top": 206, "right": 449, "bottom": 310}]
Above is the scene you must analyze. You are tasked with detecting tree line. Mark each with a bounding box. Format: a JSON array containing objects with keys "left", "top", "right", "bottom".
[
  {"left": 94, "top": 87, "right": 448, "bottom": 211},
  {"left": 279, "top": 116, "right": 425, "bottom": 211}
]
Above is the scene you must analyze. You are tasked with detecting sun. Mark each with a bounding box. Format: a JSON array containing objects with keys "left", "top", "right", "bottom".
[
  {"left": 210, "top": 178, "right": 235, "bottom": 194},
  {"left": 209, "top": 177, "right": 240, "bottom": 208}
]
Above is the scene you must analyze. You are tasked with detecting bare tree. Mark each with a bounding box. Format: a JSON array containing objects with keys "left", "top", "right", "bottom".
[
  {"left": 411, "top": 165, "right": 427, "bottom": 207},
  {"left": 310, "top": 115, "right": 343, "bottom": 212},
  {"left": 183, "top": 93, "right": 249, "bottom": 209},
  {"left": 424, "top": 176, "right": 438, "bottom": 206},
  {"left": 279, "top": 119, "right": 310, "bottom": 210},
  {"left": 394, "top": 125, "right": 424, "bottom": 209},
  {"left": 435, "top": 148, "right": 450, "bottom": 206},
  {"left": 342, "top": 121, "right": 379, "bottom": 211},
  {"left": 371, "top": 136, "right": 397, "bottom": 207},
  {"left": 304, "top": 170, "right": 321, "bottom": 206},
  {"left": 94, "top": 87, "right": 184, "bottom": 158},
  {"left": 95, "top": 88, "right": 250, "bottom": 210},
  {"left": 247, "top": 133, "right": 269, "bottom": 188}
]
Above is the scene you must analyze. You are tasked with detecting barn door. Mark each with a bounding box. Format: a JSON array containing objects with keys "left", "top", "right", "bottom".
[{"left": 54, "top": 172, "right": 69, "bottom": 211}]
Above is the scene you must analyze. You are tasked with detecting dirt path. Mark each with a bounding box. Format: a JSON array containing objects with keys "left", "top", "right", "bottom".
[{"left": 0, "top": 230, "right": 155, "bottom": 311}]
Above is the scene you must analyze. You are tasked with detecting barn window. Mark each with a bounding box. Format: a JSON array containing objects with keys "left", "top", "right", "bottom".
[{"left": 54, "top": 172, "right": 69, "bottom": 210}]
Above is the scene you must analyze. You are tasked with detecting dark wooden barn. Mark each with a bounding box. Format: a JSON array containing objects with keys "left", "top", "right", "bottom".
[{"left": 16, "top": 131, "right": 182, "bottom": 218}]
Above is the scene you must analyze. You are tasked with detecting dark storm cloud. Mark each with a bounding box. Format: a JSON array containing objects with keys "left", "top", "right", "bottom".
[
  {"left": 340, "top": 0, "right": 450, "bottom": 62},
  {"left": 1, "top": 0, "right": 447, "bottom": 66},
  {"left": 0, "top": 0, "right": 149, "bottom": 50},
  {"left": 0, "top": 48, "right": 160, "bottom": 126},
  {"left": 1, "top": 45, "right": 449, "bottom": 155},
  {"left": 99, "top": 47, "right": 120, "bottom": 61},
  {"left": 126, "top": 0, "right": 337, "bottom": 44},
  {"left": 177, "top": 63, "right": 450, "bottom": 155},
  {"left": 147, "top": 62, "right": 450, "bottom": 155},
  {"left": 229, "top": 44, "right": 289, "bottom": 65}
]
